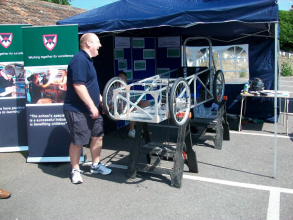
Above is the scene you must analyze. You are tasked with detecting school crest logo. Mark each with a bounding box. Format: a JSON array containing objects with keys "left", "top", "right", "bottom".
[
  {"left": 43, "top": 34, "right": 57, "bottom": 51},
  {"left": 0, "top": 33, "right": 13, "bottom": 48}
]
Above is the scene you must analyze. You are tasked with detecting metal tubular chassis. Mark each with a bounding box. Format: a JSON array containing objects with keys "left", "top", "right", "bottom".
[{"left": 103, "top": 37, "right": 225, "bottom": 127}]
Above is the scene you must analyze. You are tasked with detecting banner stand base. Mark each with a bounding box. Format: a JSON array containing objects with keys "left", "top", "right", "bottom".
[
  {"left": 27, "top": 156, "right": 85, "bottom": 163},
  {"left": 0, "top": 146, "right": 28, "bottom": 152}
]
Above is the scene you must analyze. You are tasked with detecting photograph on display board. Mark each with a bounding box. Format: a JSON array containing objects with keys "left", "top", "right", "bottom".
[
  {"left": 133, "top": 38, "right": 145, "bottom": 48},
  {"left": 134, "top": 60, "right": 146, "bottom": 71},
  {"left": 114, "top": 49, "right": 124, "bottom": 59},
  {"left": 118, "top": 59, "right": 127, "bottom": 70},
  {"left": 0, "top": 62, "right": 25, "bottom": 98},
  {"left": 25, "top": 66, "right": 67, "bottom": 104},
  {"left": 143, "top": 49, "right": 155, "bottom": 59}
]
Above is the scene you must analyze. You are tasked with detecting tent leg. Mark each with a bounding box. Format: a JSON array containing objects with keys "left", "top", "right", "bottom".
[{"left": 273, "top": 22, "right": 278, "bottom": 179}]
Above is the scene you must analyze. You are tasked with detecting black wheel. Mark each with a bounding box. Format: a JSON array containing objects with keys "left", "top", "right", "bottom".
[
  {"left": 213, "top": 70, "right": 225, "bottom": 104},
  {"left": 169, "top": 78, "right": 191, "bottom": 127},
  {"left": 102, "top": 77, "right": 127, "bottom": 121}
]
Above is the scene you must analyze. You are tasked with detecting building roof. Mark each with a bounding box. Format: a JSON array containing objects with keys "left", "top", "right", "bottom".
[{"left": 0, "top": 0, "right": 88, "bottom": 26}]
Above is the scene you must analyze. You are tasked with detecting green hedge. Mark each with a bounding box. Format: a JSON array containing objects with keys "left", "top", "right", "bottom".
[{"left": 281, "top": 61, "right": 293, "bottom": 76}]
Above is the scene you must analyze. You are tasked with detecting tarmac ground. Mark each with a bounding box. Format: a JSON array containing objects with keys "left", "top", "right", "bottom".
[{"left": 1, "top": 77, "right": 293, "bottom": 220}]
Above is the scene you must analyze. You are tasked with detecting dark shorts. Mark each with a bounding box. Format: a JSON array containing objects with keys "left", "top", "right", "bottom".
[{"left": 64, "top": 110, "right": 104, "bottom": 146}]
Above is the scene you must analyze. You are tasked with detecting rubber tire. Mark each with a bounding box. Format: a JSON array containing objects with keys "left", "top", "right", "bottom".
[
  {"left": 169, "top": 78, "right": 191, "bottom": 127},
  {"left": 102, "top": 77, "right": 127, "bottom": 121},
  {"left": 213, "top": 70, "right": 225, "bottom": 105}
]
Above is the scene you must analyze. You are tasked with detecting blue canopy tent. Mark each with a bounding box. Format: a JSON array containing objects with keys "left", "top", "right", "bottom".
[
  {"left": 57, "top": 0, "right": 279, "bottom": 121},
  {"left": 57, "top": 0, "right": 277, "bottom": 37},
  {"left": 57, "top": 0, "right": 280, "bottom": 177}
]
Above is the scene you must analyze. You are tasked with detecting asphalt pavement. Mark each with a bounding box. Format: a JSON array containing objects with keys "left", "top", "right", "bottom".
[{"left": 1, "top": 77, "right": 293, "bottom": 220}]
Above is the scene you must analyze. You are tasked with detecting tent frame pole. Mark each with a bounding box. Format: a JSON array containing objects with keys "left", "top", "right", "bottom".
[{"left": 273, "top": 22, "right": 278, "bottom": 179}]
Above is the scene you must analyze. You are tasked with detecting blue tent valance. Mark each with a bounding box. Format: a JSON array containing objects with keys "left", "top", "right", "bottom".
[{"left": 57, "top": 0, "right": 278, "bottom": 37}]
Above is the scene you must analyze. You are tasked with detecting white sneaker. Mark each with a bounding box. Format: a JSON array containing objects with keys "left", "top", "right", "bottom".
[
  {"left": 90, "top": 163, "right": 112, "bottom": 175},
  {"left": 71, "top": 169, "right": 83, "bottom": 184},
  {"left": 128, "top": 130, "right": 136, "bottom": 138}
]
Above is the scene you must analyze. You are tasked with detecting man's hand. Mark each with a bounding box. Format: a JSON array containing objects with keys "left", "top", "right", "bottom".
[
  {"left": 73, "top": 84, "right": 98, "bottom": 119},
  {"left": 90, "top": 106, "right": 99, "bottom": 119}
]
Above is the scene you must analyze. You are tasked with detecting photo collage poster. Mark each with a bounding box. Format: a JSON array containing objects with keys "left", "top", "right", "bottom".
[
  {"left": 0, "top": 24, "right": 31, "bottom": 99},
  {"left": 22, "top": 25, "right": 79, "bottom": 105},
  {"left": 0, "top": 24, "right": 31, "bottom": 151},
  {"left": 25, "top": 66, "right": 68, "bottom": 104},
  {"left": 22, "top": 25, "right": 81, "bottom": 162}
]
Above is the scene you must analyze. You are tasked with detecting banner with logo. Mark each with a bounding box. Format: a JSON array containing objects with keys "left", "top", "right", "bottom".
[
  {"left": 22, "top": 25, "right": 84, "bottom": 162},
  {"left": 0, "top": 24, "right": 31, "bottom": 152}
]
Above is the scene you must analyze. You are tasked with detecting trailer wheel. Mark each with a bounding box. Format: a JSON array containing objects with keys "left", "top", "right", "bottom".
[
  {"left": 169, "top": 78, "right": 191, "bottom": 127},
  {"left": 213, "top": 70, "right": 225, "bottom": 104},
  {"left": 102, "top": 77, "right": 127, "bottom": 121}
]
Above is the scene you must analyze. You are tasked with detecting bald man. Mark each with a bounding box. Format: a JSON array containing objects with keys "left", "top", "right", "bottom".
[{"left": 64, "top": 33, "right": 112, "bottom": 184}]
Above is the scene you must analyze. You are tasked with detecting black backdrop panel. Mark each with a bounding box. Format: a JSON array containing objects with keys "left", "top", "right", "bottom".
[
  {"left": 0, "top": 98, "right": 27, "bottom": 148},
  {"left": 26, "top": 105, "right": 71, "bottom": 158}
]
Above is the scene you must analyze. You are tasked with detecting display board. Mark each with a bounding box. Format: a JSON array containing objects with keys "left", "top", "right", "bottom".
[
  {"left": 0, "top": 24, "right": 31, "bottom": 152},
  {"left": 114, "top": 37, "right": 130, "bottom": 128},
  {"left": 25, "top": 104, "right": 77, "bottom": 162},
  {"left": 114, "top": 37, "right": 132, "bottom": 79},
  {"left": 114, "top": 37, "right": 157, "bottom": 81},
  {"left": 22, "top": 25, "right": 84, "bottom": 162},
  {"left": 156, "top": 36, "right": 181, "bottom": 78},
  {"left": 0, "top": 98, "right": 27, "bottom": 152},
  {"left": 132, "top": 37, "right": 156, "bottom": 81},
  {"left": 113, "top": 36, "right": 181, "bottom": 128}
]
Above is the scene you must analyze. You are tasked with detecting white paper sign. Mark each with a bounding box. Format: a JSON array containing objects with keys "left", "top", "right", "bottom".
[
  {"left": 115, "top": 37, "right": 130, "bottom": 48},
  {"left": 158, "top": 36, "right": 180, "bottom": 48}
]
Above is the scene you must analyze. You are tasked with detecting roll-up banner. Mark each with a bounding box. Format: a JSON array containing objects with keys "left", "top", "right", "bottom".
[
  {"left": 22, "top": 25, "right": 84, "bottom": 162},
  {"left": 0, "top": 24, "right": 31, "bottom": 152}
]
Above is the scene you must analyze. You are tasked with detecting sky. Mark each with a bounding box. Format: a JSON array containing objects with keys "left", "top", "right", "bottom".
[
  {"left": 70, "top": 0, "right": 119, "bottom": 10},
  {"left": 70, "top": 0, "right": 292, "bottom": 11}
]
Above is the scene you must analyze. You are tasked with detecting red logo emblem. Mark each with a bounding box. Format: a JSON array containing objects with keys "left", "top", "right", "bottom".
[
  {"left": 43, "top": 34, "right": 57, "bottom": 51},
  {"left": 0, "top": 33, "right": 13, "bottom": 48}
]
